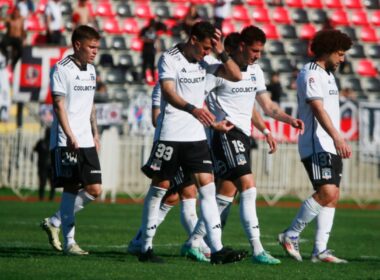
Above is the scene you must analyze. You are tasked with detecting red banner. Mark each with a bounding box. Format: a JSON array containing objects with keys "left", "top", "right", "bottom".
[{"left": 13, "top": 46, "right": 70, "bottom": 104}]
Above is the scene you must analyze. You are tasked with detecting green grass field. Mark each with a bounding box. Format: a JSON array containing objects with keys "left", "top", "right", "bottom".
[{"left": 1, "top": 196, "right": 379, "bottom": 280}]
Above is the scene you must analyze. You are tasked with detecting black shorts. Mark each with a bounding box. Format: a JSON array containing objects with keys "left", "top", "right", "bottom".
[
  {"left": 212, "top": 129, "right": 252, "bottom": 181},
  {"left": 142, "top": 140, "right": 213, "bottom": 181},
  {"left": 51, "top": 147, "right": 102, "bottom": 189},
  {"left": 302, "top": 152, "right": 343, "bottom": 189}
]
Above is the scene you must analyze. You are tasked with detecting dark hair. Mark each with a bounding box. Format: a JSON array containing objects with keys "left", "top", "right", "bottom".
[
  {"left": 240, "top": 25, "right": 266, "bottom": 46},
  {"left": 310, "top": 29, "right": 352, "bottom": 58},
  {"left": 224, "top": 32, "right": 242, "bottom": 53},
  {"left": 189, "top": 21, "right": 215, "bottom": 41},
  {"left": 71, "top": 25, "right": 101, "bottom": 46}
]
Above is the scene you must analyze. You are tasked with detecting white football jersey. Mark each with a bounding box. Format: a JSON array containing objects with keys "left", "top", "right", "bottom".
[
  {"left": 205, "top": 63, "right": 267, "bottom": 136},
  {"left": 156, "top": 45, "right": 219, "bottom": 142},
  {"left": 50, "top": 56, "right": 97, "bottom": 149},
  {"left": 297, "top": 62, "right": 340, "bottom": 159}
]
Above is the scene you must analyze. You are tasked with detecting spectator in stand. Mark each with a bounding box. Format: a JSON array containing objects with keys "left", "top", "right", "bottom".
[
  {"left": 72, "top": 0, "right": 96, "bottom": 29},
  {"left": 213, "top": 0, "right": 232, "bottom": 31},
  {"left": 17, "top": 0, "right": 34, "bottom": 19},
  {"left": 183, "top": 4, "right": 201, "bottom": 37},
  {"left": 267, "top": 72, "right": 285, "bottom": 104},
  {"left": 34, "top": 127, "right": 55, "bottom": 201},
  {"left": 45, "top": 0, "right": 63, "bottom": 45},
  {"left": 139, "top": 19, "right": 166, "bottom": 84},
  {"left": 0, "top": 6, "right": 25, "bottom": 70}
]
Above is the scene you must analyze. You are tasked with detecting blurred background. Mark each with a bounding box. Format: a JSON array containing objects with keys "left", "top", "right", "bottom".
[{"left": 0, "top": 0, "right": 379, "bottom": 205}]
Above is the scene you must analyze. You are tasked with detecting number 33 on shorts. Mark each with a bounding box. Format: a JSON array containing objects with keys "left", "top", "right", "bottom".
[{"left": 155, "top": 143, "right": 174, "bottom": 161}]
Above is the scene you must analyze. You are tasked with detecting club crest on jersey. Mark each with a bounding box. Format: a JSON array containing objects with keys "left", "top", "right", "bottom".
[
  {"left": 309, "top": 77, "right": 315, "bottom": 84},
  {"left": 321, "top": 168, "right": 332, "bottom": 180},
  {"left": 236, "top": 154, "right": 247, "bottom": 165},
  {"left": 250, "top": 74, "right": 256, "bottom": 82},
  {"left": 150, "top": 159, "right": 162, "bottom": 171},
  {"left": 90, "top": 74, "right": 95, "bottom": 81}
]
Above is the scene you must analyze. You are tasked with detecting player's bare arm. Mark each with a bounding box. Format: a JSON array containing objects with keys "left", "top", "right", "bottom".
[
  {"left": 90, "top": 104, "right": 100, "bottom": 152},
  {"left": 256, "top": 93, "right": 304, "bottom": 134},
  {"left": 309, "top": 99, "right": 352, "bottom": 159},
  {"left": 151, "top": 108, "right": 160, "bottom": 128},
  {"left": 52, "top": 94, "right": 78, "bottom": 150},
  {"left": 160, "top": 79, "right": 215, "bottom": 126},
  {"left": 212, "top": 29, "right": 242, "bottom": 82},
  {"left": 251, "top": 107, "right": 277, "bottom": 154}
]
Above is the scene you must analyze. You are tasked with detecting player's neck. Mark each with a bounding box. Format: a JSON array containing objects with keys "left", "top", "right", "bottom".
[
  {"left": 71, "top": 54, "right": 87, "bottom": 69},
  {"left": 314, "top": 60, "right": 326, "bottom": 70},
  {"left": 181, "top": 44, "right": 197, "bottom": 63}
]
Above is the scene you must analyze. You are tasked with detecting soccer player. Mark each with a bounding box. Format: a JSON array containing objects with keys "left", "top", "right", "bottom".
[
  {"left": 278, "top": 29, "right": 352, "bottom": 263},
  {"left": 40, "top": 25, "right": 102, "bottom": 255},
  {"left": 137, "top": 21, "right": 246, "bottom": 264},
  {"left": 128, "top": 83, "right": 210, "bottom": 262},
  {"left": 184, "top": 27, "right": 304, "bottom": 265}
]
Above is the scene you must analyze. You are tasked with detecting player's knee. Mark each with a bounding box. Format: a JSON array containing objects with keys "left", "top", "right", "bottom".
[
  {"left": 164, "top": 192, "right": 179, "bottom": 205},
  {"left": 85, "top": 184, "right": 102, "bottom": 198}
]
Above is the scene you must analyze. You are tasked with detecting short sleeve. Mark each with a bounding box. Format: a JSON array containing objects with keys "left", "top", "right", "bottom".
[
  {"left": 205, "top": 73, "right": 223, "bottom": 95},
  {"left": 304, "top": 72, "right": 323, "bottom": 101},
  {"left": 151, "top": 83, "right": 161, "bottom": 108},
  {"left": 50, "top": 65, "right": 67, "bottom": 96},
  {"left": 255, "top": 66, "right": 267, "bottom": 94},
  {"left": 158, "top": 53, "right": 176, "bottom": 82},
  {"left": 203, "top": 55, "right": 221, "bottom": 74}
]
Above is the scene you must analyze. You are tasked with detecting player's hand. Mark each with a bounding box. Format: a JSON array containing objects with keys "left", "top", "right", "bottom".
[
  {"left": 291, "top": 118, "right": 304, "bottom": 135},
  {"left": 212, "top": 120, "right": 234, "bottom": 133},
  {"left": 192, "top": 108, "right": 215, "bottom": 126},
  {"left": 94, "top": 135, "right": 100, "bottom": 152},
  {"left": 67, "top": 135, "right": 79, "bottom": 151},
  {"left": 333, "top": 135, "right": 352, "bottom": 159},
  {"left": 212, "top": 28, "right": 223, "bottom": 54},
  {"left": 265, "top": 133, "right": 277, "bottom": 154}
]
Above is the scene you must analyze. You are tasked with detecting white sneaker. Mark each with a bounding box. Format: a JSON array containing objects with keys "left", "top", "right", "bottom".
[
  {"left": 127, "top": 240, "right": 141, "bottom": 256},
  {"left": 40, "top": 218, "right": 62, "bottom": 252},
  {"left": 278, "top": 232, "right": 302, "bottom": 261},
  {"left": 64, "top": 243, "right": 89, "bottom": 256},
  {"left": 311, "top": 249, "right": 348, "bottom": 264}
]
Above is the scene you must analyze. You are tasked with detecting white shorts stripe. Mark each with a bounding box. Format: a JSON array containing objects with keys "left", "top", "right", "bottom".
[{"left": 220, "top": 134, "right": 236, "bottom": 168}]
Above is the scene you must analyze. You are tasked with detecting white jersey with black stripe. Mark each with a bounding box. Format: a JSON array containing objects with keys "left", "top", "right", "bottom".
[
  {"left": 297, "top": 62, "right": 340, "bottom": 159},
  {"left": 205, "top": 63, "right": 267, "bottom": 136},
  {"left": 156, "top": 45, "right": 219, "bottom": 142},
  {"left": 50, "top": 56, "right": 97, "bottom": 149}
]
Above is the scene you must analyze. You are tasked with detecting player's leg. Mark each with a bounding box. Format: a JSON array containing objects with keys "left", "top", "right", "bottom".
[
  {"left": 279, "top": 153, "right": 341, "bottom": 262},
  {"left": 128, "top": 188, "right": 179, "bottom": 255},
  {"left": 236, "top": 175, "right": 280, "bottom": 265}
]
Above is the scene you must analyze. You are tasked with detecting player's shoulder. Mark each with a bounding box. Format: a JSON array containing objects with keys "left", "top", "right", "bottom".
[
  {"left": 56, "top": 56, "right": 76, "bottom": 71},
  {"left": 164, "top": 45, "right": 182, "bottom": 61},
  {"left": 302, "top": 62, "right": 325, "bottom": 75}
]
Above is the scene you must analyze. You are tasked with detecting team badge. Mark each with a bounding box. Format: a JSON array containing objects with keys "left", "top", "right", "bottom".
[
  {"left": 309, "top": 77, "right": 315, "bottom": 84},
  {"left": 150, "top": 159, "right": 162, "bottom": 171},
  {"left": 250, "top": 74, "right": 256, "bottom": 82},
  {"left": 236, "top": 154, "right": 247, "bottom": 166},
  {"left": 214, "top": 160, "right": 227, "bottom": 176},
  {"left": 321, "top": 168, "right": 332, "bottom": 180}
]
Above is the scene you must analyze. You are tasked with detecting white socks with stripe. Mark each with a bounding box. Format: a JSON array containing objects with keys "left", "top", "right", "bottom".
[
  {"left": 140, "top": 186, "right": 167, "bottom": 252},
  {"left": 49, "top": 189, "right": 95, "bottom": 229},
  {"left": 180, "top": 198, "right": 198, "bottom": 235},
  {"left": 286, "top": 196, "right": 323, "bottom": 237},
  {"left": 198, "top": 182, "right": 223, "bottom": 253},
  {"left": 59, "top": 190, "right": 95, "bottom": 248},
  {"left": 240, "top": 187, "right": 264, "bottom": 256},
  {"left": 313, "top": 207, "right": 335, "bottom": 255},
  {"left": 216, "top": 194, "right": 234, "bottom": 228}
]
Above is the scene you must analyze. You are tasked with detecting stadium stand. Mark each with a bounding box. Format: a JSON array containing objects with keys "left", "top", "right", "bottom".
[{"left": 0, "top": 0, "right": 378, "bottom": 102}]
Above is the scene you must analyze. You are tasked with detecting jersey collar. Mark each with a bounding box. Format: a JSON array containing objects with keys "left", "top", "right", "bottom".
[{"left": 69, "top": 55, "right": 87, "bottom": 71}]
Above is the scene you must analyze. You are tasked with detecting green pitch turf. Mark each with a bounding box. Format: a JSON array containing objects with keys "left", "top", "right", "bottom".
[{"left": 0, "top": 198, "right": 379, "bottom": 280}]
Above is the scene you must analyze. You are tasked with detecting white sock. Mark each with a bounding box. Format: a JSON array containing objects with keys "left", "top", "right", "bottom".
[
  {"left": 313, "top": 207, "right": 335, "bottom": 255},
  {"left": 180, "top": 199, "right": 198, "bottom": 235},
  {"left": 60, "top": 192, "right": 77, "bottom": 248},
  {"left": 49, "top": 189, "right": 95, "bottom": 228},
  {"left": 133, "top": 202, "right": 173, "bottom": 244},
  {"left": 286, "top": 196, "right": 323, "bottom": 237},
  {"left": 186, "top": 194, "right": 233, "bottom": 249},
  {"left": 240, "top": 188, "right": 264, "bottom": 256},
  {"left": 198, "top": 182, "right": 223, "bottom": 253},
  {"left": 140, "top": 186, "right": 167, "bottom": 252},
  {"left": 216, "top": 194, "right": 233, "bottom": 229}
]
